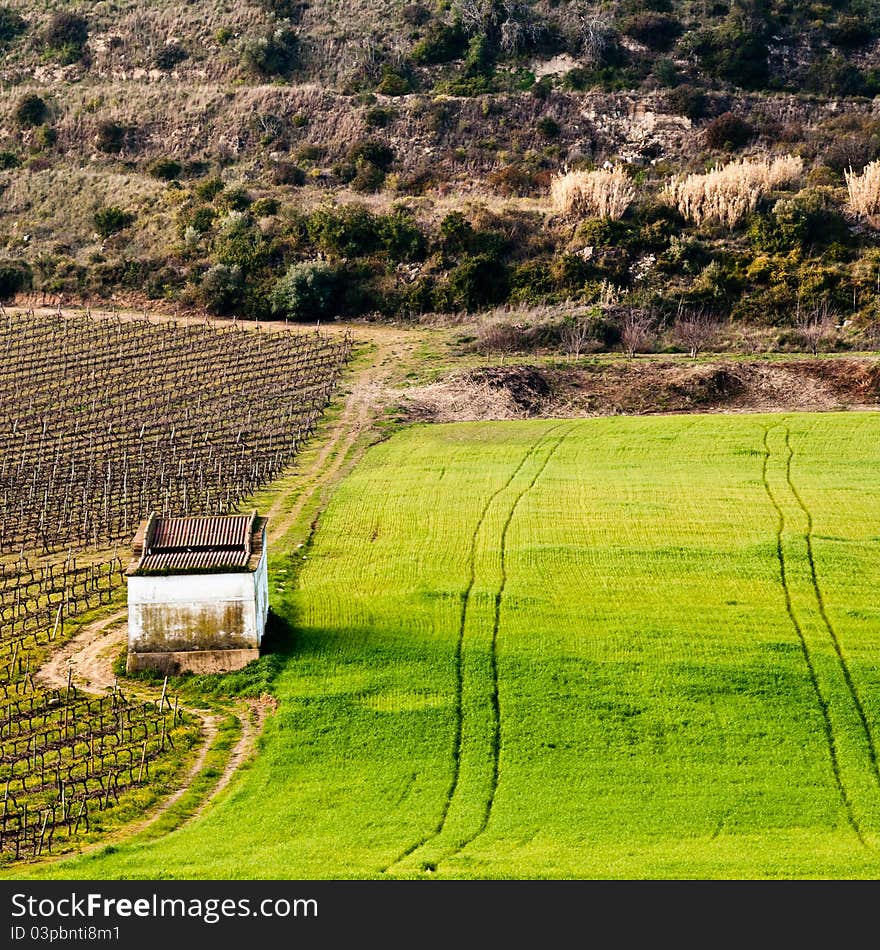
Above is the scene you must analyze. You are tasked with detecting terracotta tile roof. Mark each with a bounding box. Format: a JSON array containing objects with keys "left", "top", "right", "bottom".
[{"left": 127, "top": 511, "right": 267, "bottom": 576}]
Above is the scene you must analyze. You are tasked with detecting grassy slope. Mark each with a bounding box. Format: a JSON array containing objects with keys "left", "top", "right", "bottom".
[{"left": 14, "top": 411, "right": 880, "bottom": 879}]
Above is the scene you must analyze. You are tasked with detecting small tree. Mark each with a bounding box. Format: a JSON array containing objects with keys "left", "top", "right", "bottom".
[
  {"left": 560, "top": 316, "right": 594, "bottom": 359},
  {"left": 673, "top": 307, "right": 721, "bottom": 359},
  {"left": 796, "top": 301, "right": 836, "bottom": 356},
  {"left": 271, "top": 261, "right": 339, "bottom": 321},
  {"left": 620, "top": 307, "right": 654, "bottom": 358}
]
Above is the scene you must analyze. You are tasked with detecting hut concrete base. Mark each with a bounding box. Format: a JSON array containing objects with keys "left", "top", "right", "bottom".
[{"left": 126, "top": 648, "right": 259, "bottom": 675}]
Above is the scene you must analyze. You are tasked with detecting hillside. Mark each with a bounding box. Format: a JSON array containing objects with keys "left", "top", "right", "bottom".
[{"left": 2, "top": 1, "right": 880, "bottom": 351}]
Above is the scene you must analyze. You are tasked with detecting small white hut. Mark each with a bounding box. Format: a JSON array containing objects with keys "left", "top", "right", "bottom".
[{"left": 126, "top": 510, "right": 269, "bottom": 674}]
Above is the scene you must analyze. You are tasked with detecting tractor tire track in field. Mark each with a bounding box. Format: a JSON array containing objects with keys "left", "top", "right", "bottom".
[
  {"left": 783, "top": 429, "right": 880, "bottom": 789},
  {"left": 448, "top": 424, "right": 577, "bottom": 862},
  {"left": 761, "top": 425, "right": 865, "bottom": 844},
  {"left": 382, "top": 423, "right": 569, "bottom": 874}
]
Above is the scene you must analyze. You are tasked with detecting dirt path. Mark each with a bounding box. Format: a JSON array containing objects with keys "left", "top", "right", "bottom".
[
  {"left": 36, "top": 610, "right": 127, "bottom": 694},
  {"left": 263, "top": 324, "right": 424, "bottom": 545},
  {"left": 33, "top": 608, "right": 259, "bottom": 840}
]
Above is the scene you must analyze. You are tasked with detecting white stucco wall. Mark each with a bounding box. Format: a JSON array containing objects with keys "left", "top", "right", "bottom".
[
  {"left": 128, "top": 571, "right": 261, "bottom": 654},
  {"left": 253, "top": 540, "right": 269, "bottom": 642}
]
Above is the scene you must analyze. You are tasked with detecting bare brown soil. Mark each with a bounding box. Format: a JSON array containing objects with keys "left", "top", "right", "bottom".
[{"left": 400, "top": 357, "right": 880, "bottom": 422}]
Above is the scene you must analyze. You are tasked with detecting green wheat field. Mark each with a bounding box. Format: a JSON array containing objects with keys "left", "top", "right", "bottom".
[{"left": 21, "top": 412, "right": 880, "bottom": 879}]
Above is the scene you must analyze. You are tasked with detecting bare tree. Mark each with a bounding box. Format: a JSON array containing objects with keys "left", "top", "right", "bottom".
[
  {"left": 574, "top": 5, "right": 616, "bottom": 64},
  {"left": 863, "top": 319, "right": 880, "bottom": 352},
  {"left": 561, "top": 317, "right": 594, "bottom": 360},
  {"left": 796, "top": 301, "right": 836, "bottom": 356},
  {"left": 674, "top": 307, "right": 721, "bottom": 359},
  {"left": 620, "top": 308, "right": 654, "bottom": 358}
]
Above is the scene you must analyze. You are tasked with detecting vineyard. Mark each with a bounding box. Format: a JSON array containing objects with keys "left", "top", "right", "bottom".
[{"left": 0, "top": 307, "right": 352, "bottom": 864}]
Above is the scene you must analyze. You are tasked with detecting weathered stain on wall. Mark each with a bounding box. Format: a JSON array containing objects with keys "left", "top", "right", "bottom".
[{"left": 131, "top": 600, "right": 253, "bottom": 652}]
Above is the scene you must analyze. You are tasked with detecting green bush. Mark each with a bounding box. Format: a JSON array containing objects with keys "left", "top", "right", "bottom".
[
  {"left": 194, "top": 177, "right": 225, "bottom": 201},
  {"left": 749, "top": 189, "right": 850, "bottom": 254},
  {"left": 241, "top": 25, "right": 298, "bottom": 76},
  {"left": 664, "top": 84, "right": 708, "bottom": 119},
  {"left": 536, "top": 116, "right": 560, "bottom": 139},
  {"left": 378, "top": 208, "right": 426, "bottom": 262},
  {"left": 147, "top": 158, "right": 182, "bottom": 181},
  {"left": 218, "top": 186, "right": 253, "bottom": 211},
  {"left": 94, "top": 206, "right": 135, "bottom": 237},
  {"left": 0, "top": 6, "right": 26, "bottom": 46},
  {"left": 376, "top": 68, "right": 412, "bottom": 96},
  {"left": 199, "top": 264, "right": 244, "bottom": 315},
  {"left": 251, "top": 197, "right": 280, "bottom": 216},
  {"left": 95, "top": 121, "right": 128, "bottom": 154},
  {"left": 689, "top": 24, "right": 768, "bottom": 90},
  {"left": 271, "top": 261, "right": 340, "bottom": 320},
  {"left": 213, "top": 213, "right": 268, "bottom": 272},
  {"left": 411, "top": 19, "right": 467, "bottom": 64},
  {"left": 448, "top": 255, "right": 509, "bottom": 310},
  {"left": 43, "top": 11, "right": 89, "bottom": 63},
  {"left": 0, "top": 260, "right": 32, "bottom": 300},
  {"left": 306, "top": 204, "right": 381, "bottom": 257},
  {"left": 0, "top": 151, "right": 20, "bottom": 169},
  {"left": 15, "top": 94, "right": 47, "bottom": 127}
]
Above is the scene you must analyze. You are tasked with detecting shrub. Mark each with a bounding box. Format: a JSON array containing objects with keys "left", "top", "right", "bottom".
[
  {"left": 402, "top": 3, "right": 431, "bottom": 26},
  {"left": 199, "top": 264, "right": 244, "bottom": 315},
  {"left": 661, "top": 155, "right": 804, "bottom": 229},
  {"left": 251, "top": 197, "right": 280, "bottom": 217},
  {"left": 43, "top": 12, "right": 89, "bottom": 63},
  {"left": 14, "top": 94, "right": 47, "bottom": 127},
  {"left": 376, "top": 68, "right": 412, "bottom": 95},
  {"left": 270, "top": 161, "right": 306, "bottom": 186},
  {"left": 218, "top": 186, "right": 253, "bottom": 211},
  {"left": 550, "top": 167, "right": 635, "bottom": 220},
  {"left": 829, "top": 16, "right": 874, "bottom": 49},
  {"left": 350, "top": 140, "right": 394, "bottom": 169},
  {"left": 194, "top": 177, "right": 225, "bottom": 201},
  {"left": 448, "top": 255, "right": 509, "bottom": 310},
  {"left": 0, "top": 151, "right": 19, "bottom": 169},
  {"left": 664, "top": 84, "right": 708, "bottom": 120},
  {"left": 620, "top": 13, "right": 682, "bottom": 51},
  {"left": 751, "top": 189, "right": 849, "bottom": 252},
  {"left": 155, "top": 44, "right": 188, "bottom": 70},
  {"left": 411, "top": 19, "right": 467, "bottom": 64},
  {"left": 147, "top": 158, "right": 182, "bottom": 181},
  {"left": 241, "top": 25, "right": 298, "bottom": 76},
  {"left": 690, "top": 23, "right": 768, "bottom": 90},
  {"left": 536, "top": 116, "right": 560, "bottom": 139},
  {"left": 487, "top": 164, "right": 539, "bottom": 197},
  {"left": 0, "top": 7, "right": 26, "bottom": 46},
  {"left": 94, "top": 206, "right": 134, "bottom": 237},
  {"left": 306, "top": 204, "right": 381, "bottom": 257},
  {"left": 845, "top": 161, "right": 880, "bottom": 220},
  {"left": 378, "top": 208, "right": 426, "bottom": 261},
  {"left": 703, "top": 113, "right": 754, "bottom": 151},
  {"left": 259, "top": 0, "right": 306, "bottom": 18},
  {"left": 271, "top": 261, "right": 339, "bottom": 320},
  {"left": 0, "top": 261, "right": 32, "bottom": 300},
  {"left": 213, "top": 213, "right": 267, "bottom": 272},
  {"left": 95, "top": 120, "right": 127, "bottom": 154}
]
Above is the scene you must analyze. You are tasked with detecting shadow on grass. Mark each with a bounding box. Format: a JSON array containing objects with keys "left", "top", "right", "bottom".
[{"left": 116, "top": 609, "right": 299, "bottom": 701}]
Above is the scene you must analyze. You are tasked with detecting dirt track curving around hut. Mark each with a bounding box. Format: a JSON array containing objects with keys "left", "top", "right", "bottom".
[{"left": 33, "top": 608, "right": 264, "bottom": 841}]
